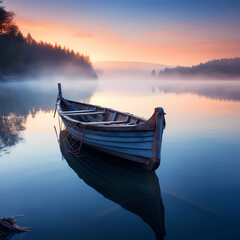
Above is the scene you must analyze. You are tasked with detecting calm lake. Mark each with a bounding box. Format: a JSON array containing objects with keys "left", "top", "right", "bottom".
[{"left": 0, "top": 76, "right": 240, "bottom": 240}]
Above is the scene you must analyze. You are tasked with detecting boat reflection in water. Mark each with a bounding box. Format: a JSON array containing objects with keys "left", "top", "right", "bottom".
[{"left": 59, "top": 129, "right": 166, "bottom": 240}]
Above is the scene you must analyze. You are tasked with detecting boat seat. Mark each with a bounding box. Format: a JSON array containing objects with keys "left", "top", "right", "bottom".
[
  {"left": 61, "top": 111, "right": 105, "bottom": 116},
  {"left": 59, "top": 109, "right": 96, "bottom": 115},
  {"left": 127, "top": 119, "right": 139, "bottom": 125}
]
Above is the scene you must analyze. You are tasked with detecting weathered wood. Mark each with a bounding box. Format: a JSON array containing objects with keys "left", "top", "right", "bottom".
[
  {"left": 83, "top": 134, "right": 153, "bottom": 143},
  {"left": 56, "top": 84, "right": 165, "bottom": 170},
  {"left": 59, "top": 109, "right": 95, "bottom": 114},
  {"left": 61, "top": 113, "right": 155, "bottom": 131},
  {"left": 58, "top": 83, "right": 62, "bottom": 98},
  {"left": 154, "top": 108, "right": 164, "bottom": 159},
  {"left": 64, "top": 124, "right": 155, "bottom": 137},
  {"left": 80, "top": 138, "right": 153, "bottom": 150},
  {"left": 63, "top": 99, "right": 147, "bottom": 122},
  {"left": 71, "top": 132, "right": 154, "bottom": 143},
  {"left": 127, "top": 119, "right": 139, "bottom": 125},
  {"left": 79, "top": 120, "right": 129, "bottom": 125},
  {"left": 61, "top": 111, "right": 105, "bottom": 116},
  {"left": 112, "top": 112, "right": 117, "bottom": 121},
  {"left": 82, "top": 142, "right": 152, "bottom": 158},
  {"left": 72, "top": 115, "right": 130, "bottom": 125}
]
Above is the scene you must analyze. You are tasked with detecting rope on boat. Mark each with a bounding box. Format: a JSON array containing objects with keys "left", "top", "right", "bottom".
[
  {"left": 58, "top": 115, "right": 88, "bottom": 157},
  {"left": 62, "top": 129, "right": 80, "bottom": 155},
  {"left": 56, "top": 103, "right": 88, "bottom": 157},
  {"left": 79, "top": 124, "right": 88, "bottom": 152},
  {"left": 53, "top": 103, "right": 57, "bottom": 118},
  {"left": 62, "top": 124, "right": 88, "bottom": 157},
  {"left": 53, "top": 95, "right": 59, "bottom": 118},
  {"left": 58, "top": 113, "right": 63, "bottom": 133}
]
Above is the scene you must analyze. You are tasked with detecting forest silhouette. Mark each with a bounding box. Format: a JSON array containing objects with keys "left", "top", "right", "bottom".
[
  {"left": 0, "top": 1, "right": 97, "bottom": 79},
  {"left": 158, "top": 58, "right": 240, "bottom": 79}
]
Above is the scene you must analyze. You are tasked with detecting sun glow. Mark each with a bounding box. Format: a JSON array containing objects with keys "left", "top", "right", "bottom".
[{"left": 15, "top": 17, "right": 240, "bottom": 66}]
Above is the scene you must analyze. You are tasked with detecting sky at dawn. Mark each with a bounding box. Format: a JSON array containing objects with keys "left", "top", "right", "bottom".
[{"left": 5, "top": 0, "right": 240, "bottom": 66}]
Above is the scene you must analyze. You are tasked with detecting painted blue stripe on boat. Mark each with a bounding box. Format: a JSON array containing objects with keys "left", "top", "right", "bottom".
[
  {"left": 81, "top": 142, "right": 152, "bottom": 158},
  {"left": 69, "top": 130, "right": 153, "bottom": 150},
  {"left": 83, "top": 146, "right": 150, "bottom": 164},
  {"left": 67, "top": 126, "right": 154, "bottom": 143},
  {"left": 82, "top": 138, "right": 153, "bottom": 150},
  {"left": 62, "top": 118, "right": 154, "bottom": 138}
]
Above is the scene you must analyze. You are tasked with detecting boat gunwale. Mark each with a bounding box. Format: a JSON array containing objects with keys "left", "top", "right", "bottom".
[
  {"left": 57, "top": 99, "right": 157, "bottom": 131},
  {"left": 58, "top": 99, "right": 147, "bottom": 121}
]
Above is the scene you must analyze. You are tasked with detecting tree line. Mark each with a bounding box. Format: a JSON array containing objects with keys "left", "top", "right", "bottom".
[
  {"left": 157, "top": 58, "right": 240, "bottom": 79},
  {"left": 0, "top": 1, "right": 97, "bottom": 78}
]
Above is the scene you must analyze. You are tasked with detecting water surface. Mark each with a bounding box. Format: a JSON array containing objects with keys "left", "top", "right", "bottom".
[{"left": 0, "top": 76, "right": 240, "bottom": 240}]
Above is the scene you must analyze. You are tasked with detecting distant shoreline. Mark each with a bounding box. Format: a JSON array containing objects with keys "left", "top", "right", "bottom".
[{"left": 156, "top": 57, "right": 240, "bottom": 80}]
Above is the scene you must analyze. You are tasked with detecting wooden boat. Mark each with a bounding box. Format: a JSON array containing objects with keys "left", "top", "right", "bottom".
[
  {"left": 59, "top": 129, "right": 166, "bottom": 240},
  {"left": 56, "top": 83, "right": 166, "bottom": 171}
]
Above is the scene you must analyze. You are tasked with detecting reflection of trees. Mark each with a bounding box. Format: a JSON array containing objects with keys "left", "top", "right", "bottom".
[
  {"left": 0, "top": 114, "right": 26, "bottom": 154},
  {"left": 0, "top": 81, "right": 96, "bottom": 155},
  {"left": 151, "top": 81, "right": 240, "bottom": 102}
]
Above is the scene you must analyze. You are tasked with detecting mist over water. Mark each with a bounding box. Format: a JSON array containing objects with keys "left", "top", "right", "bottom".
[
  {"left": 0, "top": 71, "right": 240, "bottom": 240},
  {"left": 0, "top": 77, "right": 97, "bottom": 155}
]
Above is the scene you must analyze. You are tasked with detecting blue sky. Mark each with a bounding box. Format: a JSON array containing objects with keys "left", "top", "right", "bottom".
[{"left": 5, "top": 0, "right": 240, "bottom": 65}]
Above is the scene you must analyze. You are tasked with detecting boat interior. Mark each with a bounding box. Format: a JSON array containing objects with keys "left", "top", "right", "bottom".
[{"left": 59, "top": 98, "right": 146, "bottom": 125}]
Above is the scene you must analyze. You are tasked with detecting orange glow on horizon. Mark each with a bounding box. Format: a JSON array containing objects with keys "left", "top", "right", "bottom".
[{"left": 16, "top": 17, "right": 240, "bottom": 66}]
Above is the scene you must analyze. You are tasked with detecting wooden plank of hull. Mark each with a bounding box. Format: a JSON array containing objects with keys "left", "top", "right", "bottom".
[
  {"left": 61, "top": 111, "right": 105, "bottom": 116},
  {"left": 64, "top": 120, "right": 154, "bottom": 148},
  {"left": 73, "top": 135, "right": 153, "bottom": 150},
  {"left": 83, "top": 145, "right": 151, "bottom": 164},
  {"left": 71, "top": 133, "right": 154, "bottom": 143},
  {"left": 62, "top": 118, "right": 155, "bottom": 138},
  {"left": 66, "top": 124, "right": 153, "bottom": 149},
  {"left": 77, "top": 140, "right": 152, "bottom": 157},
  {"left": 69, "top": 132, "right": 153, "bottom": 157},
  {"left": 59, "top": 109, "right": 95, "bottom": 114},
  {"left": 60, "top": 112, "right": 162, "bottom": 167},
  {"left": 65, "top": 128, "right": 154, "bottom": 161}
]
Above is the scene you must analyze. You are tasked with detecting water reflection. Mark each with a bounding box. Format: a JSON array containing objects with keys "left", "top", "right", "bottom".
[
  {"left": 0, "top": 114, "right": 26, "bottom": 155},
  {"left": 59, "top": 129, "right": 166, "bottom": 240},
  {"left": 97, "top": 77, "right": 240, "bottom": 102},
  {"left": 1, "top": 77, "right": 239, "bottom": 155},
  {"left": 0, "top": 80, "right": 97, "bottom": 154},
  {"left": 0, "top": 81, "right": 96, "bottom": 115},
  {"left": 152, "top": 80, "right": 240, "bottom": 102}
]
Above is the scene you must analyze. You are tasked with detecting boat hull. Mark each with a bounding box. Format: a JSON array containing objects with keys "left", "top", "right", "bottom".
[
  {"left": 56, "top": 83, "right": 165, "bottom": 171},
  {"left": 61, "top": 116, "right": 162, "bottom": 170}
]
